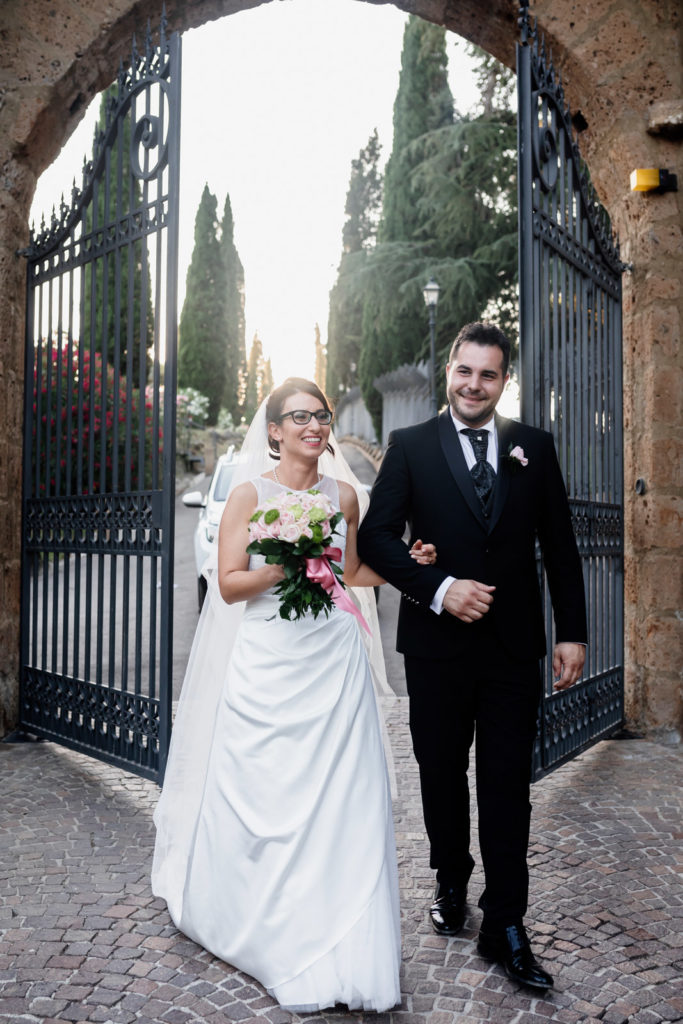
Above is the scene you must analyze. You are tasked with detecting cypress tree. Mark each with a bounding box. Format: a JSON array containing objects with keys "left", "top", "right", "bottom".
[
  {"left": 220, "top": 193, "right": 246, "bottom": 422},
  {"left": 262, "top": 355, "right": 273, "bottom": 399},
  {"left": 379, "top": 18, "right": 453, "bottom": 244},
  {"left": 359, "top": 17, "right": 454, "bottom": 435},
  {"left": 313, "top": 324, "right": 327, "bottom": 393},
  {"left": 178, "top": 184, "right": 227, "bottom": 423},
  {"left": 243, "top": 333, "right": 272, "bottom": 424},
  {"left": 84, "top": 85, "right": 154, "bottom": 387},
  {"left": 326, "top": 130, "right": 382, "bottom": 397}
]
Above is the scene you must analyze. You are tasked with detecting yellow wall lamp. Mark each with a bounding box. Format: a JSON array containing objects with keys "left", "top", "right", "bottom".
[{"left": 630, "top": 168, "right": 678, "bottom": 193}]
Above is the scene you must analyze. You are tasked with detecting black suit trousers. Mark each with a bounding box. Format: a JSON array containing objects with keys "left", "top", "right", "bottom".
[{"left": 405, "top": 632, "right": 541, "bottom": 927}]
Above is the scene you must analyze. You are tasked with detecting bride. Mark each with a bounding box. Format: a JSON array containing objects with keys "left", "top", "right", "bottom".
[{"left": 152, "top": 377, "right": 435, "bottom": 1012}]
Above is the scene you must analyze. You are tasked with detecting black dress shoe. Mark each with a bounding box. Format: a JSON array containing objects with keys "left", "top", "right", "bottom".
[
  {"left": 477, "top": 923, "right": 553, "bottom": 989},
  {"left": 429, "top": 882, "right": 467, "bottom": 935}
]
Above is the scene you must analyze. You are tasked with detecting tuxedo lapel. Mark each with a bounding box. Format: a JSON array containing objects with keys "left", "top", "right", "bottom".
[
  {"left": 437, "top": 410, "right": 487, "bottom": 529},
  {"left": 488, "top": 413, "right": 514, "bottom": 533}
]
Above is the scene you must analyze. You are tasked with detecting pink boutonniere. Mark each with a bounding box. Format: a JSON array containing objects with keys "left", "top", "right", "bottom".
[{"left": 505, "top": 444, "right": 529, "bottom": 471}]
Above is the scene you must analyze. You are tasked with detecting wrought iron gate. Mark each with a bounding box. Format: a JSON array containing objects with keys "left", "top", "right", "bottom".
[
  {"left": 516, "top": 2, "right": 625, "bottom": 778},
  {"left": 19, "top": 20, "right": 181, "bottom": 783}
]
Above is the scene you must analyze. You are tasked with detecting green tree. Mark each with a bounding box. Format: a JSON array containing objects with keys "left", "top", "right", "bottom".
[
  {"left": 178, "top": 184, "right": 228, "bottom": 423},
  {"left": 313, "top": 324, "right": 327, "bottom": 393},
  {"left": 326, "top": 130, "right": 382, "bottom": 397},
  {"left": 84, "top": 85, "right": 154, "bottom": 387},
  {"left": 342, "top": 128, "right": 383, "bottom": 254},
  {"left": 357, "top": 39, "right": 517, "bottom": 436},
  {"left": 243, "top": 333, "right": 272, "bottom": 424},
  {"left": 394, "top": 46, "right": 519, "bottom": 350},
  {"left": 358, "top": 17, "right": 454, "bottom": 433},
  {"left": 262, "top": 354, "right": 274, "bottom": 400},
  {"left": 379, "top": 17, "right": 453, "bottom": 244},
  {"left": 220, "top": 193, "right": 246, "bottom": 422}
]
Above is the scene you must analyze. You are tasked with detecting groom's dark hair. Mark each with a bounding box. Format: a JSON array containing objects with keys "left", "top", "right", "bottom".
[
  {"left": 448, "top": 322, "right": 511, "bottom": 376},
  {"left": 266, "top": 377, "right": 335, "bottom": 459}
]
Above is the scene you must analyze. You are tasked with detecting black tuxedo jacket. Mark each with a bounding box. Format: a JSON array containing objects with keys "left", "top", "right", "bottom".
[{"left": 357, "top": 411, "right": 587, "bottom": 662}]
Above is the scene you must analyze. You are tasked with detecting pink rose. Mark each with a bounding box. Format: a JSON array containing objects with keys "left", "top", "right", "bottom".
[
  {"left": 279, "top": 523, "right": 302, "bottom": 543},
  {"left": 509, "top": 446, "right": 528, "bottom": 467},
  {"left": 248, "top": 519, "right": 268, "bottom": 542}
]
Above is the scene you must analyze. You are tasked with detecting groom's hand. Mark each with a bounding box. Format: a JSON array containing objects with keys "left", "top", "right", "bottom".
[
  {"left": 443, "top": 580, "right": 495, "bottom": 623},
  {"left": 552, "top": 642, "right": 586, "bottom": 690}
]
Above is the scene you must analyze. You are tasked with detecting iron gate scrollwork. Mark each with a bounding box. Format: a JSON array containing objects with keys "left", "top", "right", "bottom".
[
  {"left": 19, "top": 19, "right": 181, "bottom": 782},
  {"left": 516, "top": 2, "right": 625, "bottom": 778}
]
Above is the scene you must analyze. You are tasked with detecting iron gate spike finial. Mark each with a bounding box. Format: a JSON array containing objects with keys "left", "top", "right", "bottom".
[
  {"left": 131, "top": 33, "right": 139, "bottom": 81},
  {"left": 160, "top": 5, "right": 168, "bottom": 53},
  {"left": 519, "top": 0, "right": 530, "bottom": 44},
  {"left": 145, "top": 19, "right": 153, "bottom": 69}
]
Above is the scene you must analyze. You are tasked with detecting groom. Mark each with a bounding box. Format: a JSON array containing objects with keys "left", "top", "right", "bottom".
[{"left": 357, "top": 322, "right": 586, "bottom": 990}]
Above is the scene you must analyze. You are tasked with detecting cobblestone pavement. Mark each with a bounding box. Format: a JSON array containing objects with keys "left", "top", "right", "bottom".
[{"left": 1, "top": 702, "right": 681, "bottom": 1024}]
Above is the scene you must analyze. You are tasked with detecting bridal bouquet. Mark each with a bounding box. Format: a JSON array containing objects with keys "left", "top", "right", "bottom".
[{"left": 246, "top": 488, "right": 346, "bottom": 622}]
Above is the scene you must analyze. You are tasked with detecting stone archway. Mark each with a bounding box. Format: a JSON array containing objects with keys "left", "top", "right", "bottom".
[{"left": 1, "top": 0, "right": 681, "bottom": 740}]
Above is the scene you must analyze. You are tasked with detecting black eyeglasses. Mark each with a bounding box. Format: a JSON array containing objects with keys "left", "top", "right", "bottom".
[{"left": 279, "top": 409, "right": 333, "bottom": 425}]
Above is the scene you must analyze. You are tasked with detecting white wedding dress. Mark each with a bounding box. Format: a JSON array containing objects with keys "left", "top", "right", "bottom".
[{"left": 152, "top": 475, "right": 401, "bottom": 1013}]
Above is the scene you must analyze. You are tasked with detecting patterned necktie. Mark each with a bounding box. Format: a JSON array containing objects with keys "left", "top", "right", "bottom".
[{"left": 460, "top": 428, "right": 495, "bottom": 511}]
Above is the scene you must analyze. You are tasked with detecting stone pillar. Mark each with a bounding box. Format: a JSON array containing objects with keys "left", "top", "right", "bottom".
[
  {"left": 621, "top": 188, "right": 682, "bottom": 741},
  {"left": 0, "top": 155, "right": 36, "bottom": 735},
  {"left": 559, "top": 7, "right": 683, "bottom": 741}
]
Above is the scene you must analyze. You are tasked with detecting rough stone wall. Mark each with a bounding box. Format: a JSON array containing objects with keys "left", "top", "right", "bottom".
[{"left": 0, "top": 0, "right": 681, "bottom": 739}]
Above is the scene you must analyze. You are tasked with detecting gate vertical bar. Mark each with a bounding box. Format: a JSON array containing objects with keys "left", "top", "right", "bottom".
[
  {"left": 158, "top": 27, "right": 181, "bottom": 783},
  {"left": 517, "top": 19, "right": 534, "bottom": 427}
]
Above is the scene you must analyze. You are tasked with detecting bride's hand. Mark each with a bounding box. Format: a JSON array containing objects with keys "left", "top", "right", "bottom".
[
  {"left": 409, "top": 539, "right": 437, "bottom": 565},
  {"left": 263, "top": 562, "right": 286, "bottom": 586}
]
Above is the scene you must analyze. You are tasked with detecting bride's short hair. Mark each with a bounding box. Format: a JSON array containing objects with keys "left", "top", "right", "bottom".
[{"left": 266, "top": 377, "right": 335, "bottom": 458}]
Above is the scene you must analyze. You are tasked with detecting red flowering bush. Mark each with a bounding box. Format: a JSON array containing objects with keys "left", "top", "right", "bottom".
[{"left": 32, "top": 342, "right": 162, "bottom": 496}]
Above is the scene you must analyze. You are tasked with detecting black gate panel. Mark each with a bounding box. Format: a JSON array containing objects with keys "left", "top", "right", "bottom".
[
  {"left": 19, "top": 20, "right": 181, "bottom": 782},
  {"left": 517, "top": 3, "right": 625, "bottom": 778}
]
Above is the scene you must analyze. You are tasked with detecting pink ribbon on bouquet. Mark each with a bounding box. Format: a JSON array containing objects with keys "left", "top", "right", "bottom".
[{"left": 305, "top": 547, "right": 371, "bottom": 635}]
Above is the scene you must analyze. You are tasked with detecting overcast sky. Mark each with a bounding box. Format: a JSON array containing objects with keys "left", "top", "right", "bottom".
[{"left": 31, "top": 0, "right": 480, "bottom": 383}]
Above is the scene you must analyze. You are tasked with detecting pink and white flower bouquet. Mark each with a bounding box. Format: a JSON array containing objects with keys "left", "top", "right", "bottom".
[{"left": 246, "top": 488, "right": 346, "bottom": 622}]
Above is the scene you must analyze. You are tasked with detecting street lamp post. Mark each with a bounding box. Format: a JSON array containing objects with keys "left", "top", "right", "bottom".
[{"left": 423, "top": 277, "right": 440, "bottom": 417}]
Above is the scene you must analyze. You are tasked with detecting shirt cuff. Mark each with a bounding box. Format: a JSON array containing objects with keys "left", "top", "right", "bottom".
[{"left": 430, "top": 576, "right": 456, "bottom": 615}]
